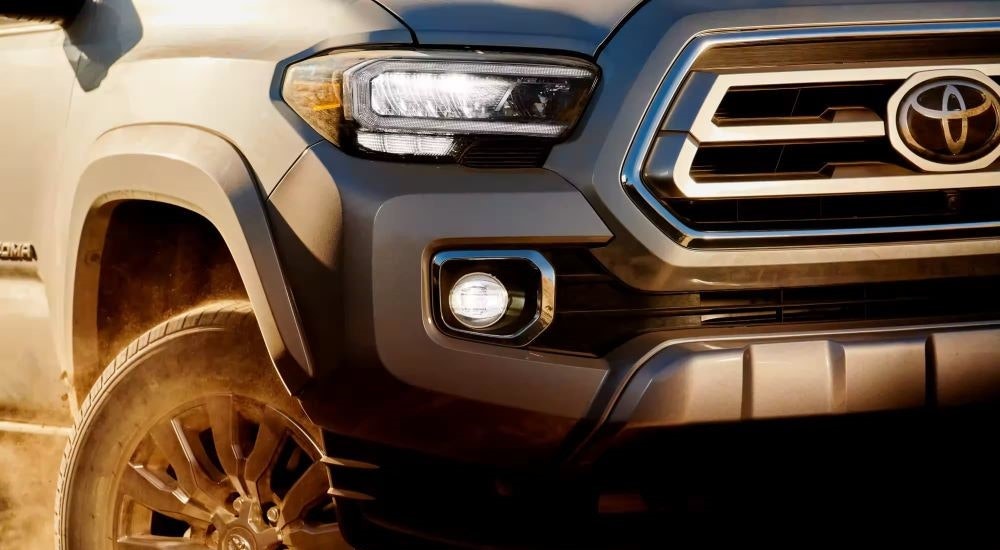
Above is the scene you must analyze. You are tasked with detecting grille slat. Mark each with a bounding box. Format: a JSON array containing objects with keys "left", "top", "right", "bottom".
[{"left": 692, "top": 34, "right": 1000, "bottom": 70}]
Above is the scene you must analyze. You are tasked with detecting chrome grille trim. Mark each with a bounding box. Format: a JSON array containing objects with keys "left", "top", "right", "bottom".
[
  {"left": 621, "top": 21, "right": 1000, "bottom": 248},
  {"left": 674, "top": 65, "right": 1000, "bottom": 147}
]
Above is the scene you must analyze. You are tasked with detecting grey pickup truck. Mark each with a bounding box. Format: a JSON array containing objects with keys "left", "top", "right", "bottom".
[{"left": 0, "top": 0, "right": 999, "bottom": 548}]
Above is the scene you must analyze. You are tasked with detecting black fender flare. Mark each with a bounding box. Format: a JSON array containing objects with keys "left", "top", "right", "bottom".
[{"left": 67, "top": 124, "right": 312, "bottom": 395}]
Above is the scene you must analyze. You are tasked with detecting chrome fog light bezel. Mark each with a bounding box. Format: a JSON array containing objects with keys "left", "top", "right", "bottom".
[{"left": 432, "top": 250, "right": 555, "bottom": 346}]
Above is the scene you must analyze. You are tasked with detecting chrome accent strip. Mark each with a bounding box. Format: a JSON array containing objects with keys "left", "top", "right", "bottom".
[
  {"left": 431, "top": 250, "right": 555, "bottom": 346},
  {"left": 682, "top": 63, "right": 1000, "bottom": 149},
  {"left": 663, "top": 134, "right": 1000, "bottom": 199},
  {"left": 621, "top": 20, "right": 1000, "bottom": 248},
  {"left": 694, "top": 119, "right": 888, "bottom": 143}
]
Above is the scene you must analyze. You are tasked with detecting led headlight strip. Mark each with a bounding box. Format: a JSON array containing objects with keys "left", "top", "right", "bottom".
[{"left": 282, "top": 50, "right": 598, "bottom": 160}]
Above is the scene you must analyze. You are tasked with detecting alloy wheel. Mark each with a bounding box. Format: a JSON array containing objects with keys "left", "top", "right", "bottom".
[{"left": 113, "top": 395, "right": 340, "bottom": 550}]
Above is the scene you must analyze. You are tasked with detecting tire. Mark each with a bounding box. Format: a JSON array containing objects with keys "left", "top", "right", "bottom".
[{"left": 55, "top": 300, "right": 345, "bottom": 550}]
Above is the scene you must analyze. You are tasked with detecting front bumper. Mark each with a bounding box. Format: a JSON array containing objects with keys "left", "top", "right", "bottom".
[
  {"left": 263, "top": 139, "right": 1000, "bottom": 550},
  {"left": 267, "top": 141, "right": 1000, "bottom": 471}
]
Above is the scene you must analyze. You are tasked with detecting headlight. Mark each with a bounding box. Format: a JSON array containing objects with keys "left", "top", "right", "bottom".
[{"left": 282, "top": 50, "right": 598, "bottom": 165}]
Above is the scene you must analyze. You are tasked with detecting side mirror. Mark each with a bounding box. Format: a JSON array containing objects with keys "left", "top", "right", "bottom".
[{"left": 0, "top": 0, "right": 85, "bottom": 25}]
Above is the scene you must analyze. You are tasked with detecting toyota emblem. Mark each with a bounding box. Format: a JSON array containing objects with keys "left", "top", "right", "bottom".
[{"left": 889, "top": 70, "right": 1000, "bottom": 172}]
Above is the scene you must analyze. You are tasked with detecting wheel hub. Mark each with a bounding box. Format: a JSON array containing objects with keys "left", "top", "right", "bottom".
[
  {"left": 213, "top": 498, "right": 280, "bottom": 550},
  {"left": 223, "top": 527, "right": 256, "bottom": 550}
]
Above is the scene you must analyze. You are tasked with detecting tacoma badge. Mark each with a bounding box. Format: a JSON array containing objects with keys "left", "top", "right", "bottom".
[{"left": 0, "top": 241, "right": 35, "bottom": 261}]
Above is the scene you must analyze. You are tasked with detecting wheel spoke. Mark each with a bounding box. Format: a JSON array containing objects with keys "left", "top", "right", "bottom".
[
  {"left": 119, "top": 466, "right": 213, "bottom": 529},
  {"left": 149, "top": 418, "right": 230, "bottom": 510},
  {"left": 117, "top": 535, "right": 209, "bottom": 550},
  {"left": 244, "top": 406, "right": 286, "bottom": 504},
  {"left": 278, "top": 461, "right": 331, "bottom": 527},
  {"left": 116, "top": 397, "right": 333, "bottom": 548},
  {"left": 206, "top": 395, "right": 249, "bottom": 496},
  {"left": 283, "top": 523, "right": 351, "bottom": 550}
]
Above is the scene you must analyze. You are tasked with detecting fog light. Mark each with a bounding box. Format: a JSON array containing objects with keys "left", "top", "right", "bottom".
[{"left": 448, "top": 272, "right": 509, "bottom": 329}]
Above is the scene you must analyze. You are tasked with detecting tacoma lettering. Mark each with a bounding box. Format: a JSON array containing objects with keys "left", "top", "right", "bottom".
[{"left": 0, "top": 242, "right": 35, "bottom": 261}]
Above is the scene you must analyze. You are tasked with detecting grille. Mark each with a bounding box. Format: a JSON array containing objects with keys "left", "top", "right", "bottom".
[
  {"left": 629, "top": 24, "right": 1000, "bottom": 247},
  {"left": 530, "top": 250, "right": 1000, "bottom": 356}
]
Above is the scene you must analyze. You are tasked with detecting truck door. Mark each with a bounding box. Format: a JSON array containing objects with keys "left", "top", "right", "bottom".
[{"left": 0, "top": 19, "right": 77, "bottom": 424}]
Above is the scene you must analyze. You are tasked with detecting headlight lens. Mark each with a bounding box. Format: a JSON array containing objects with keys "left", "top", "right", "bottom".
[{"left": 282, "top": 50, "right": 598, "bottom": 163}]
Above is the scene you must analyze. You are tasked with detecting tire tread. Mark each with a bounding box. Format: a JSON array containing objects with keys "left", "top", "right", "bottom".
[{"left": 54, "top": 300, "right": 256, "bottom": 549}]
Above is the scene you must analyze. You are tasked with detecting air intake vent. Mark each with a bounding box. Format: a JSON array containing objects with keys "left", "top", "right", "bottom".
[
  {"left": 627, "top": 24, "right": 1000, "bottom": 247},
  {"left": 457, "top": 139, "right": 552, "bottom": 168}
]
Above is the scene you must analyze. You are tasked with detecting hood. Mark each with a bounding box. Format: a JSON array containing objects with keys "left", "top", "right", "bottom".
[{"left": 374, "top": 0, "right": 644, "bottom": 55}]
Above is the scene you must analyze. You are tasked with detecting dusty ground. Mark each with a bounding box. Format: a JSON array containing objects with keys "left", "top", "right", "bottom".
[{"left": 0, "top": 432, "right": 65, "bottom": 550}]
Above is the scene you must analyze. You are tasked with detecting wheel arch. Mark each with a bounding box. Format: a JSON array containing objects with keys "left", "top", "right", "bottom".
[{"left": 68, "top": 124, "right": 312, "bottom": 404}]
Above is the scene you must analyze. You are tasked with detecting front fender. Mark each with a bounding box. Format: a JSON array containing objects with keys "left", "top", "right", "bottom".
[{"left": 66, "top": 124, "right": 312, "bottom": 394}]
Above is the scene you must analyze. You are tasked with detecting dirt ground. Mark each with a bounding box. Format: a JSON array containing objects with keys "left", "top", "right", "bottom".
[{"left": 0, "top": 432, "right": 65, "bottom": 550}]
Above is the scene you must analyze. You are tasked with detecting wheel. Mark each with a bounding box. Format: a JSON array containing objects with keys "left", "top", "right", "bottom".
[{"left": 56, "top": 301, "right": 347, "bottom": 550}]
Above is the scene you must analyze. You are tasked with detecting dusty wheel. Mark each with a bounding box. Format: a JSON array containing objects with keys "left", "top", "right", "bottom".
[{"left": 56, "top": 301, "right": 346, "bottom": 550}]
